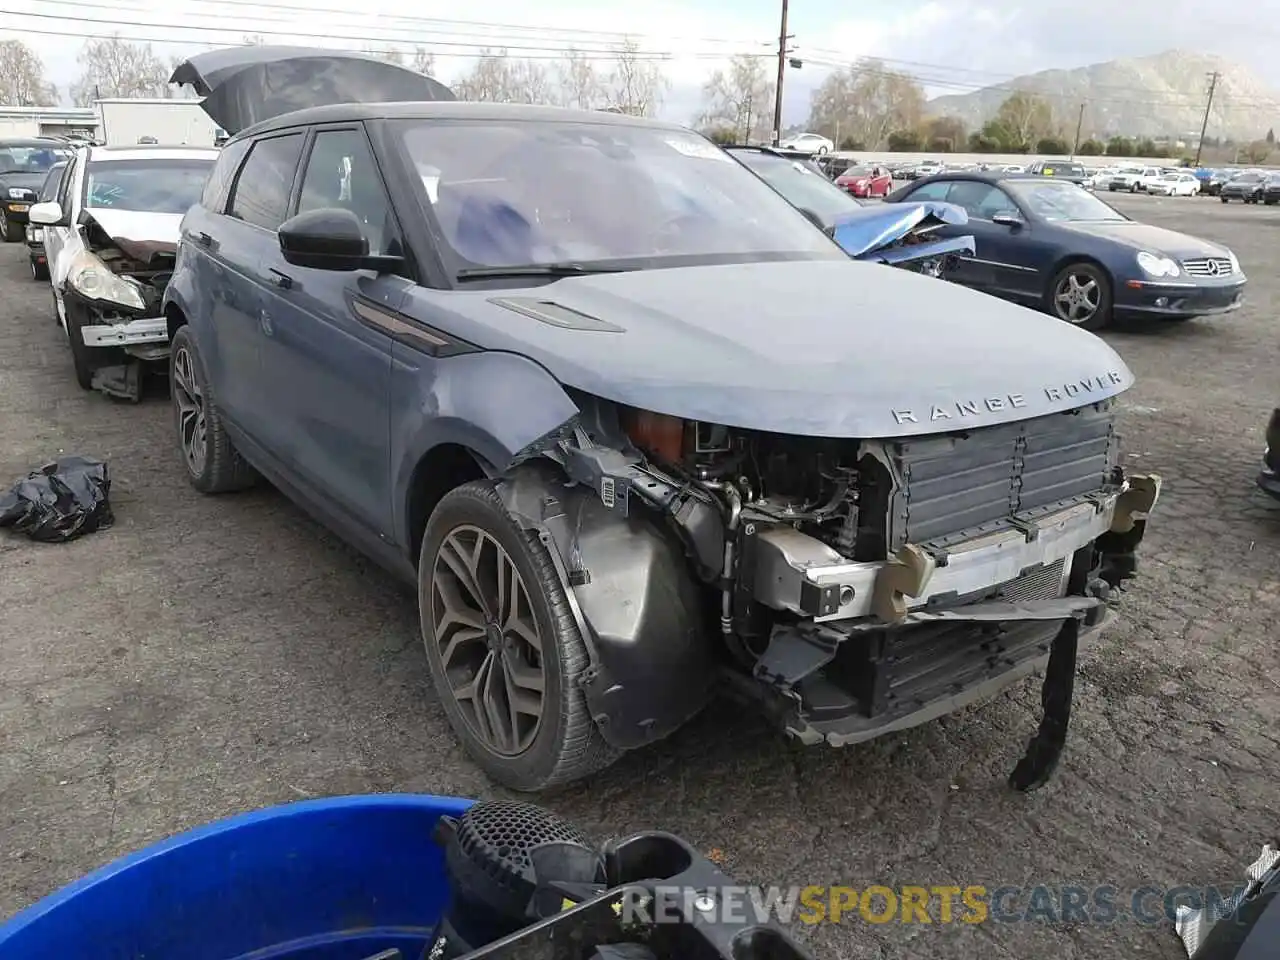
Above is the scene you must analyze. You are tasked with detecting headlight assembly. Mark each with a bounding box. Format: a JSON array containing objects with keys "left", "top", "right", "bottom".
[
  {"left": 1136, "top": 251, "right": 1180, "bottom": 278},
  {"left": 1227, "top": 250, "right": 1240, "bottom": 274},
  {"left": 7, "top": 187, "right": 31, "bottom": 200},
  {"left": 65, "top": 249, "right": 146, "bottom": 311}
]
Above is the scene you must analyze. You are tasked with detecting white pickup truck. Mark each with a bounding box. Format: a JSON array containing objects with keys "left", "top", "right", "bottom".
[{"left": 1106, "top": 165, "right": 1162, "bottom": 192}]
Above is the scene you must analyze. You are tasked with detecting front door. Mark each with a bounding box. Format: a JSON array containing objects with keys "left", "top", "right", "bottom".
[
  {"left": 941, "top": 182, "right": 1046, "bottom": 302},
  {"left": 902, "top": 180, "right": 991, "bottom": 289},
  {"left": 256, "top": 125, "right": 404, "bottom": 541},
  {"left": 210, "top": 131, "right": 307, "bottom": 435}
]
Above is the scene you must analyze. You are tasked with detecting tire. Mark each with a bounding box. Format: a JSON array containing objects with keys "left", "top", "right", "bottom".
[
  {"left": 64, "top": 300, "right": 120, "bottom": 390},
  {"left": 419, "top": 480, "right": 620, "bottom": 792},
  {"left": 1130, "top": 182, "right": 1139, "bottom": 193},
  {"left": 2, "top": 217, "right": 22, "bottom": 242},
  {"left": 30, "top": 256, "right": 48, "bottom": 281},
  {"left": 1047, "top": 261, "right": 1112, "bottom": 331},
  {"left": 1221, "top": 197, "right": 1229, "bottom": 203},
  {"left": 818, "top": 145, "right": 829, "bottom": 155},
  {"left": 169, "top": 326, "right": 259, "bottom": 493}
]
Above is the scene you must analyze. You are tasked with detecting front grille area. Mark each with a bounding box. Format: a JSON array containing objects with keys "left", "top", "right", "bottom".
[
  {"left": 1182, "top": 257, "right": 1233, "bottom": 277},
  {"left": 864, "top": 401, "right": 1119, "bottom": 553}
]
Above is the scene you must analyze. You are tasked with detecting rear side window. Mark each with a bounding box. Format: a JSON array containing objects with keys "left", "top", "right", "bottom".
[
  {"left": 202, "top": 138, "right": 251, "bottom": 212},
  {"left": 228, "top": 133, "right": 304, "bottom": 231}
]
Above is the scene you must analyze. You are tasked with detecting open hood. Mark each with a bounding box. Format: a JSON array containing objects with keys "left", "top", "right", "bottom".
[
  {"left": 170, "top": 45, "right": 455, "bottom": 135},
  {"left": 832, "top": 201, "right": 966, "bottom": 258}
]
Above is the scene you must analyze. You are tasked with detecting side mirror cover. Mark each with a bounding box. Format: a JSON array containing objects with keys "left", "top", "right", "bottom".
[
  {"left": 28, "top": 201, "right": 65, "bottom": 227},
  {"left": 278, "top": 207, "right": 370, "bottom": 271}
]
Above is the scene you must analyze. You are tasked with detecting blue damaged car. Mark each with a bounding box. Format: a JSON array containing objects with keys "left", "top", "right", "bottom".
[
  {"left": 162, "top": 47, "right": 1161, "bottom": 794},
  {"left": 725, "top": 145, "right": 973, "bottom": 277}
]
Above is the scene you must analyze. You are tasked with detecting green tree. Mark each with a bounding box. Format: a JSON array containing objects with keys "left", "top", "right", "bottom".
[
  {"left": 923, "top": 115, "right": 966, "bottom": 151},
  {"left": 1077, "top": 138, "right": 1104, "bottom": 156},
  {"left": 967, "top": 132, "right": 1001, "bottom": 153},
  {"left": 926, "top": 138, "right": 954, "bottom": 153},
  {"left": 1036, "top": 136, "right": 1070, "bottom": 155},
  {"left": 1106, "top": 136, "right": 1134, "bottom": 157},
  {"left": 839, "top": 136, "right": 865, "bottom": 151},
  {"left": 1134, "top": 137, "right": 1167, "bottom": 158},
  {"left": 887, "top": 129, "right": 922, "bottom": 151},
  {"left": 702, "top": 126, "right": 737, "bottom": 145}
]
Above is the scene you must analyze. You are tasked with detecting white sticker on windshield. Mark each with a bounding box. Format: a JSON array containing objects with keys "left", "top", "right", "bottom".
[{"left": 665, "top": 137, "right": 733, "bottom": 161}]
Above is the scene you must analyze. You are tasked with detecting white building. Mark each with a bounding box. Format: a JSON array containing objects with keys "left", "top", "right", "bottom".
[
  {"left": 0, "top": 105, "right": 99, "bottom": 139},
  {"left": 94, "top": 98, "right": 220, "bottom": 147}
]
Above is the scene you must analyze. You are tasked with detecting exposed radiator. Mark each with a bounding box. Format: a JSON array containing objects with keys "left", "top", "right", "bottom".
[{"left": 869, "top": 402, "right": 1120, "bottom": 551}]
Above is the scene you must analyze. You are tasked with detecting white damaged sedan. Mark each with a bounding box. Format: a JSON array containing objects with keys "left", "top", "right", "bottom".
[{"left": 28, "top": 144, "right": 216, "bottom": 399}]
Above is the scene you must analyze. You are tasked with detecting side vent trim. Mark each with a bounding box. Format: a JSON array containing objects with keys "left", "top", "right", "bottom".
[{"left": 488, "top": 297, "right": 625, "bottom": 333}]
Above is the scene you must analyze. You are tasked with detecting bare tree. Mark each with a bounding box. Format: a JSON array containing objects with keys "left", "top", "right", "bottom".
[
  {"left": 603, "top": 38, "right": 666, "bottom": 117},
  {"left": 361, "top": 46, "right": 405, "bottom": 65},
  {"left": 699, "top": 54, "right": 775, "bottom": 142},
  {"left": 806, "top": 59, "right": 925, "bottom": 149},
  {"left": 452, "top": 49, "right": 553, "bottom": 104},
  {"left": 0, "top": 39, "right": 58, "bottom": 106},
  {"left": 70, "top": 35, "right": 170, "bottom": 105},
  {"left": 994, "top": 91, "right": 1056, "bottom": 147},
  {"left": 409, "top": 47, "right": 436, "bottom": 77},
  {"left": 555, "top": 48, "right": 603, "bottom": 110}
]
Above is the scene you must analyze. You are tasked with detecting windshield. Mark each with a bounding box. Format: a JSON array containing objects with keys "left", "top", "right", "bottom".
[
  {"left": 85, "top": 159, "right": 214, "bottom": 214},
  {"left": 0, "top": 144, "right": 72, "bottom": 175},
  {"left": 1233, "top": 172, "right": 1262, "bottom": 182},
  {"left": 392, "top": 118, "right": 844, "bottom": 271},
  {"left": 732, "top": 150, "right": 862, "bottom": 223},
  {"left": 1007, "top": 180, "right": 1126, "bottom": 222}
]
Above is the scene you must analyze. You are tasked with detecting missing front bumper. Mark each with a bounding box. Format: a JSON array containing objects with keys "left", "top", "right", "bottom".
[{"left": 79, "top": 315, "right": 168, "bottom": 349}]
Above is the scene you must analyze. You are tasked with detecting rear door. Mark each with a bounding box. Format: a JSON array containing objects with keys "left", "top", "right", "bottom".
[{"left": 255, "top": 124, "right": 409, "bottom": 540}]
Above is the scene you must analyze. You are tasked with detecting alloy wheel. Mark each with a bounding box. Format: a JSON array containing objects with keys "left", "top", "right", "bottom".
[
  {"left": 430, "top": 525, "right": 546, "bottom": 756},
  {"left": 1054, "top": 272, "right": 1101, "bottom": 325},
  {"left": 172, "top": 344, "right": 208, "bottom": 476}
]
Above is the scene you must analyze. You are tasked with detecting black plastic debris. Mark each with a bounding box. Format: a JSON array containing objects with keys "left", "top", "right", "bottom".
[{"left": 0, "top": 457, "right": 113, "bottom": 543}]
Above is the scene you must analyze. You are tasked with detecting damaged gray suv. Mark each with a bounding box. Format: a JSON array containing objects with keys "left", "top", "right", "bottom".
[{"left": 163, "top": 96, "right": 1161, "bottom": 793}]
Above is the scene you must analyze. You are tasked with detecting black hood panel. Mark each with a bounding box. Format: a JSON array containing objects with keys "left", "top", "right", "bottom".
[{"left": 170, "top": 45, "right": 455, "bottom": 135}]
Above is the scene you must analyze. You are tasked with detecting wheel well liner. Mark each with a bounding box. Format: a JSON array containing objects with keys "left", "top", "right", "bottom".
[
  {"left": 406, "top": 442, "right": 488, "bottom": 566},
  {"left": 165, "top": 302, "right": 187, "bottom": 340}
]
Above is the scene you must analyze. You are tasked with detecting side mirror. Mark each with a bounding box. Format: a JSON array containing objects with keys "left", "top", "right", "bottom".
[
  {"left": 991, "top": 212, "right": 1024, "bottom": 229},
  {"left": 28, "top": 201, "right": 65, "bottom": 226},
  {"left": 278, "top": 207, "right": 400, "bottom": 272}
]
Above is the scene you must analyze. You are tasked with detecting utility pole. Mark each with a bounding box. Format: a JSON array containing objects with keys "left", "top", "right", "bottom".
[
  {"left": 771, "top": 0, "right": 789, "bottom": 146},
  {"left": 1071, "top": 102, "right": 1085, "bottom": 158},
  {"left": 1193, "top": 71, "right": 1220, "bottom": 168}
]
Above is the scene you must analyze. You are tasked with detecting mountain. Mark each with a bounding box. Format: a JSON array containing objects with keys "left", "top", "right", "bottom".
[{"left": 926, "top": 50, "right": 1280, "bottom": 142}]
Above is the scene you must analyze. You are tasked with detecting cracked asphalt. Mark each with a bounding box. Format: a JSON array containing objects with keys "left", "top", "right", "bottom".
[{"left": 1, "top": 192, "right": 1277, "bottom": 959}]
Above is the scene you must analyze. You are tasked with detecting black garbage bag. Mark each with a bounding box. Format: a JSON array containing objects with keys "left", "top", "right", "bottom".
[{"left": 0, "top": 457, "right": 113, "bottom": 543}]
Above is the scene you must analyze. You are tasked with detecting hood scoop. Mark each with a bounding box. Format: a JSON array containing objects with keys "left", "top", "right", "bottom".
[{"left": 489, "top": 297, "right": 625, "bottom": 333}]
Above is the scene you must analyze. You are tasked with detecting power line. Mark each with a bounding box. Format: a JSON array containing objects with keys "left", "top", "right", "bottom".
[{"left": 18, "top": 0, "right": 769, "bottom": 51}]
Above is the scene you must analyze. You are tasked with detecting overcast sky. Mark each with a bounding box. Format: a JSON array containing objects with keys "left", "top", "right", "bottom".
[{"left": 8, "top": 0, "right": 1280, "bottom": 123}]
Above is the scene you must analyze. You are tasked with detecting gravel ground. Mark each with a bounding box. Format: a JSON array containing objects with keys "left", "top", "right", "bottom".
[{"left": 1, "top": 192, "right": 1277, "bottom": 959}]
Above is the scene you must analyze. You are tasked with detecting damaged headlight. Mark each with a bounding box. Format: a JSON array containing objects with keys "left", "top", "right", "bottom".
[
  {"left": 65, "top": 250, "right": 146, "bottom": 311},
  {"left": 1136, "top": 251, "right": 1180, "bottom": 278}
]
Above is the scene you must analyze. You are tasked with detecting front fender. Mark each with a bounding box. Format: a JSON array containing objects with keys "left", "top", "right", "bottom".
[
  {"left": 874, "top": 234, "right": 976, "bottom": 267},
  {"left": 389, "top": 347, "right": 580, "bottom": 547}
]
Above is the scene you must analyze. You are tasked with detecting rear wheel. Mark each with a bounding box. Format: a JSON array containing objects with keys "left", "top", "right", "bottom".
[
  {"left": 170, "top": 326, "right": 259, "bottom": 493},
  {"left": 30, "top": 256, "right": 48, "bottom": 281},
  {"left": 419, "top": 481, "right": 619, "bottom": 792},
  {"left": 1047, "top": 262, "right": 1112, "bottom": 331}
]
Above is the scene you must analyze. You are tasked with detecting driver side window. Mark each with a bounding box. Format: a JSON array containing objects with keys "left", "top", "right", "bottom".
[
  {"left": 945, "top": 183, "right": 1017, "bottom": 220},
  {"left": 296, "top": 128, "right": 396, "bottom": 257}
]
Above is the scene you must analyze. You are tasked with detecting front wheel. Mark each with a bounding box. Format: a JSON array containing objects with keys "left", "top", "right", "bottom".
[
  {"left": 1221, "top": 196, "right": 1229, "bottom": 203},
  {"left": 1047, "top": 262, "right": 1112, "bottom": 331},
  {"left": 64, "top": 301, "right": 120, "bottom": 390},
  {"left": 817, "top": 145, "right": 829, "bottom": 155},
  {"left": 1130, "top": 182, "right": 1139, "bottom": 193},
  {"left": 2, "top": 218, "right": 22, "bottom": 242},
  {"left": 419, "top": 481, "right": 620, "bottom": 792}
]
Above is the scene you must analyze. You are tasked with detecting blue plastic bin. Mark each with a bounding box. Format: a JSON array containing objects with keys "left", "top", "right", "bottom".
[{"left": 0, "top": 793, "right": 474, "bottom": 960}]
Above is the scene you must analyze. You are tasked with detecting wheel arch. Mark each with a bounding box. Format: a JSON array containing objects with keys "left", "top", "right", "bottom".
[
  {"left": 404, "top": 441, "right": 491, "bottom": 568},
  {"left": 165, "top": 301, "right": 188, "bottom": 341},
  {"left": 1047, "top": 253, "right": 1114, "bottom": 294}
]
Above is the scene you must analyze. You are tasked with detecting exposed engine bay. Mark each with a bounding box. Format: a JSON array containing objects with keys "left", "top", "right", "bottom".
[
  {"left": 499, "top": 390, "right": 1160, "bottom": 790},
  {"left": 57, "top": 214, "right": 176, "bottom": 401}
]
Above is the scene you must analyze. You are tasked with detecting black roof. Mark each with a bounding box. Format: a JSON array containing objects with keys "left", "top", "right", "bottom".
[
  {"left": 238, "top": 100, "right": 688, "bottom": 141},
  {"left": 910, "top": 170, "right": 1055, "bottom": 186}
]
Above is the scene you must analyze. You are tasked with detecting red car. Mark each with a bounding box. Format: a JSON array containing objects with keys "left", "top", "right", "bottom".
[{"left": 835, "top": 165, "right": 893, "bottom": 198}]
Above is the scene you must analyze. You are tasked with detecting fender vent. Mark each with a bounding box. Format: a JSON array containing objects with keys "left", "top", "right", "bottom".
[{"left": 489, "top": 297, "right": 625, "bottom": 332}]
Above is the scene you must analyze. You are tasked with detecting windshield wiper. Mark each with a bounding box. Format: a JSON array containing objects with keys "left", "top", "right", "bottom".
[{"left": 454, "top": 262, "right": 627, "bottom": 282}]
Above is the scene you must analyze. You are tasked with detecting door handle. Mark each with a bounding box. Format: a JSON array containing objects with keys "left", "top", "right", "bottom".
[
  {"left": 268, "top": 268, "right": 294, "bottom": 289},
  {"left": 195, "top": 231, "right": 213, "bottom": 247}
]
